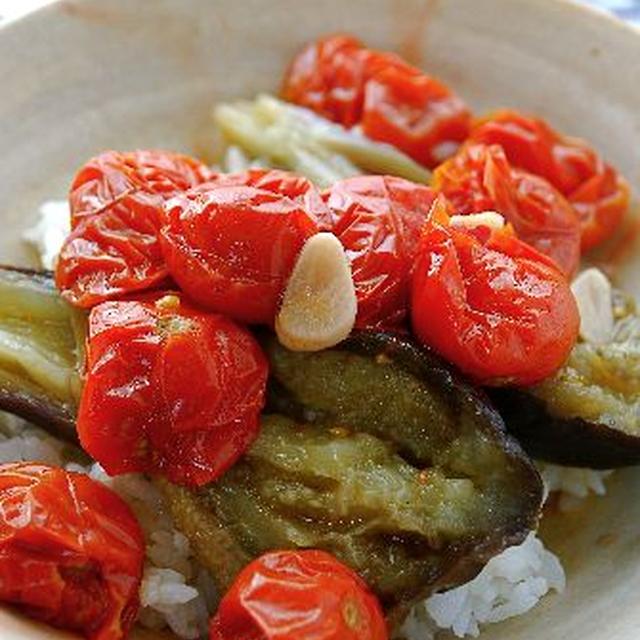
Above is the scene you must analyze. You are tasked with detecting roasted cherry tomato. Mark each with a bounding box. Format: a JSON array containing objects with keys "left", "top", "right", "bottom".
[
  {"left": 77, "top": 293, "right": 268, "bottom": 486},
  {"left": 56, "top": 150, "right": 211, "bottom": 308},
  {"left": 361, "top": 62, "right": 471, "bottom": 169},
  {"left": 209, "top": 550, "right": 388, "bottom": 640},
  {"left": 282, "top": 34, "right": 369, "bottom": 127},
  {"left": 0, "top": 462, "right": 144, "bottom": 640},
  {"left": 282, "top": 35, "right": 471, "bottom": 168},
  {"left": 468, "top": 110, "right": 630, "bottom": 250},
  {"left": 433, "top": 143, "right": 581, "bottom": 276},
  {"left": 323, "top": 175, "right": 439, "bottom": 329},
  {"left": 160, "top": 182, "right": 319, "bottom": 325},
  {"left": 205, "top": 168, "right": 333, "bottom": 230},
  {"left": 411, "top": 198, "right": 579, "bottom": 386}
]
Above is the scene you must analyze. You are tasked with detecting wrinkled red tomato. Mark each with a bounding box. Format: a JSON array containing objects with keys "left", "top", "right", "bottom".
[
  {"left": 282, "top": 35, "right": 471, "bottom": 168},
  {"left": 323, "top": 175, "right": 439, "bottom": 329},
  {"left": 282, "top": 34, "right": 369, "bottom": 127},
  {"left": 411, "top": 198, "right": 579, "bottom": 386},
  {"left": 160, "top": 182, "right": 319, "bottom": 325},
  {"left": 56, "top": 150, "right": 211, "bottom": 308},
  {"left": 77, "top": 293, "right": 268, "bottom": 486},
  {"left": 361, "top": 63, "right": 471, "bottom": 168},
  {"left": 433, "top": 143, "right": 581, "bottom": 276},
  {"left": 205, "top": 168, "right": 333, "bottom": 230},
  {"left": 468, "top": 110, "right": 630, "bottom": 250},
  {"left": 209, "top": 550, "right": 388, "bottom": 640},
  {"left": 0, "top": 462, "right": 144, "bottom": 640}
]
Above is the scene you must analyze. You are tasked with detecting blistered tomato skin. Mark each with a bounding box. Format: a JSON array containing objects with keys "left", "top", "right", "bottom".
[
  {"left": 160, "top": 182, "right": 319, "bottom": 325},
  {"left": 282, "top": 35, "right": 471, "bottom": 168},
  {"left": 208, "top": 550, "right": 388, "bottom": 640},
  {"left": 433, "top": 143, "right": 581, "bottom": 276},
  {"left": 411, "top": 202, "right": 580, "bottom": 386},
  {"left": 468, "top": 110, "right": 630, "bottom": 250},
  {"left": 77, "top": 293, "right": 268, "bottom": 486},
  {"left": 0, "top": 462, "right": 144, "bottom": 640},
  {"left": 56, "top": 150, "right": 211, "bottom": 308},
  {"left": 323, "top": 175, "right": 439, "bottom": 329},
  {"left": 282, "top": 34, "right": 369, "bottom": 127},
  {"left": 204, "top": 168, "right": 333, "bottom": 230},
  {"left": 361, "top": 64, "right": 471, "bottom": 169}
]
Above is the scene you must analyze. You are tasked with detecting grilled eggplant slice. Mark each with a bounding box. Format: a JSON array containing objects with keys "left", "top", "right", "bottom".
[
  {"left": 491, "top": 295, "right": 640, "bottom": 468},
  {"left": 0, "top": 267, "right": 542, "bottom": 619},
  {"left": 0, "top": 266, "right": 84, "bottom": 441},
  {"left": 161, "top": 333, "right": 543, "bottom": 620}
]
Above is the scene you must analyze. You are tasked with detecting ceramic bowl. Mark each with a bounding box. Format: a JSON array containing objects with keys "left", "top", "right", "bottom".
[{"left": 0, "top": 1, "right": 638, "bottom": 638}]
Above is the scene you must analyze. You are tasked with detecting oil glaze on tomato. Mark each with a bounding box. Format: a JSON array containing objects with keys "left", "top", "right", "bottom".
[{"left": 77, "top": 293, "right": 268, "bottom": 486}]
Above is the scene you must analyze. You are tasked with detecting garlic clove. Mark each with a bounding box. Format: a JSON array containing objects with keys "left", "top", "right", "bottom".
[
  {"left": 450, "top": 211, "right": 506, "bottom": 231},
  {"left": 276, "top": 232, "right": 357, "bottom": 352},
  {"left": 571, "top": 267, "right": 614, "bottom": 345}
]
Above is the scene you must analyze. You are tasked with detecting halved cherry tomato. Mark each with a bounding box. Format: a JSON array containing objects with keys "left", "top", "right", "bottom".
[
  {"left": 411, "top": 198, "right": 579, "bottom": 386},
  {"left": 323, "top": 175, "right": 439, "bottom": 329},
  {"left": 209, "top": 550, "right": 388, "bottom": 640},
  {"left": 56, "top": 150, "right": 211, "bottom": 308},
  {"left": 468, "top": 110, "right": 630, "bottom": 250},
  {"left": 0, "top": 462, "right": 144, "bottom": 640},
  {"left": 160, "top": 182, "right": 319, "bottom": 325},
  {"left": 433, "top": 143, "right": 581, "bottom": 276},
  {"left": 282, "top": 35, "right": 471, "bottom": 168},
  {"left": 77, "top": 293, "right": 268, "bottom": 486}
]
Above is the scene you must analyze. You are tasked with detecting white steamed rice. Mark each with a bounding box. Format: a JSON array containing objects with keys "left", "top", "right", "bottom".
[
  {"left": 5, "top": 200, "right": 614, "bottom": 639},
  {"left": 399, "top": 533, "right": 565, "bottom": 639},
  {"left": 537, "top": 462, "right": 613, "bottom": 511},
  {"left": 22, "top": 200, "right": 70, "bottom": 270}
]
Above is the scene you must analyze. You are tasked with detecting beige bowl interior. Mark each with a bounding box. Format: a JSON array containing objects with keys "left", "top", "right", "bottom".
[{"left": 0, "top": 0, "right": 639, "bottom": 638}]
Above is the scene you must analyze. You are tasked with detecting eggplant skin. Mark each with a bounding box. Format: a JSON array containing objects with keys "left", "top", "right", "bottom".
[
  {"left": 490, "top": 387, "right": 640, "bottom": 469},
  {"left": 0, "top": 388, "right": 77, "bottom": 441},
  {"left": 161, "top": 332, "right": 543, "bottom": 623},
  {"left": 490, "top": 298, "right": 640, "bottom": 469},
  {"left": 0, "top": 266, "right": 83, "bottom": 442}
]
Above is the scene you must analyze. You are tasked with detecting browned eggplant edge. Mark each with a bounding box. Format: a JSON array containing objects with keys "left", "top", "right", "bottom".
[
  {"left": 318, "top": 332, "right": 544, "bottom": 619},
  {"left": 0, "top": 265, "right": 79, "bottom": 443},
  {"left": 490, "top": 387, "right": 640, "bottom": 469},
  {"left": 0, "top": 387, "right": 77, "bottom": 441},
  {"left": 0, "top": 264, "right": 54, "bottom": 279}
]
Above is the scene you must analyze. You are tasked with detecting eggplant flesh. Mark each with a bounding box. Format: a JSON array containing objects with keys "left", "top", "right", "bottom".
[
  {"left": 0, "top": 267, "right": 83, "bottom": 441},
  {"left": 161, "top": 333, "right": 543, "bottom": 619},
  {"left": 492, "top": 295, "right": 640, "bottom": 468}
]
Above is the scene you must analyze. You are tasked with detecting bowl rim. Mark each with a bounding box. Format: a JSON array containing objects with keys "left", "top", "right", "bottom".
[
  {"left": 1, "top": 0, "right": 640, "bottom": 36},
  {"left": 0, "top": 1, "right": 639, "bottom": 639}
]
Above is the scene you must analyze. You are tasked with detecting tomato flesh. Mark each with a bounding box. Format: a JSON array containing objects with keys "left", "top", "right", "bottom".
[
  {"left": 77, "top": 293, "right": 268, "bottom": 486},
  {"left": 433, "top": 143, "right": 581, "bottom": 276},
  {"left": 0, "top": 462, "right": 144, "bottom": 640},
  {"left": 468, "top": 110, "right": 630, "bottom": 250},
  {"left": 56, "top": 150, "right": 211, "bottom": 307},
  {"left": 411, "top": 201, "right": 579, "bottom": 386},
  {"left": 209, "top": 550, "right": 388, "bottom": 640},
  {"left": 323, "top": 175, "right": 439, "bottom": 329}
]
